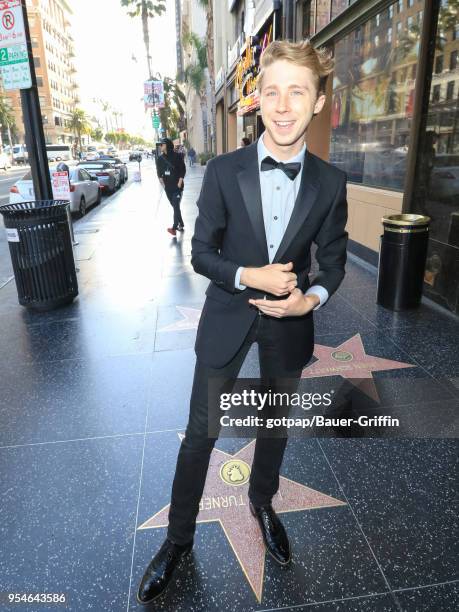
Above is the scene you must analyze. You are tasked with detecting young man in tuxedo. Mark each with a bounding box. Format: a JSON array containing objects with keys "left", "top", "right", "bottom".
[{"left": 138, "top": 39, "right": 348, "bottom": 604}]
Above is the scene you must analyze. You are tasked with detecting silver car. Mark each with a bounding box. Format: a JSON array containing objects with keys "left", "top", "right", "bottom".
[
  {"left": 77, "top": 161, "right": 119, "bottom": 194},
  {"left": 9, "top": 167, "right": 101, "bottom": 216},
  {"left": 98, "top": 155, "right": 128, "bottom": 183}
]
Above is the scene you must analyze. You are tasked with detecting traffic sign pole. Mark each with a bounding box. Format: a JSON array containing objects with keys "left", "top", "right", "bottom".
[{"left": 18, "top": 0, "right": 53, "bottom": 201}]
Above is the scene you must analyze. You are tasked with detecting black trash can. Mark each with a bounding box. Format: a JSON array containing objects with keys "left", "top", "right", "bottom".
[
  {"left": 0, "top": 200, "right": 78, "bottom": 311},
  {"left": 377, "top": 214, "right": 430, "bottom": 311}
]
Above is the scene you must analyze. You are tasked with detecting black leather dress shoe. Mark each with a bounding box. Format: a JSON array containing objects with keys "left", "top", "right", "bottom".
[
  {"left": 249, "top": 502, "right": 291, "bottom": 565},
  {"left": 136, "top": 538, "right": 193, "bottom": 605}
]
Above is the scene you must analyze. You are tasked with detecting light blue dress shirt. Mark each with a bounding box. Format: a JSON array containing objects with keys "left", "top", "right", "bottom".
[{"left": 235, "top": 133, "right": 328, "bottom": 310}]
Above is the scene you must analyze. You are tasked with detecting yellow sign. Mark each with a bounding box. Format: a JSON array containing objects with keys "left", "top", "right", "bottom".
[{"left": 235, "top": 24, "right": 273, "bottom": 109}]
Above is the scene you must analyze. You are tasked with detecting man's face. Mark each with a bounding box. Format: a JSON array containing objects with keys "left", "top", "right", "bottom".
[{"left": 259, "top": 60, "right": 326, "bottom": 154}]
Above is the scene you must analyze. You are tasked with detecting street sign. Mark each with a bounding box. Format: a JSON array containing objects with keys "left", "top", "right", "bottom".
[
  {"left": 152, "top": 114, "right": 160, "bottom": 129},
  {"left": 144, "top": 79, "right": 165, "bottom": 109},
  {"left": 0, "top": 0, "right": 26, "bottom": 48},
  {"left": 0, "top": 43, "right": 31, "bottom": 89},
  {"left": 51, "top": 171, "right": 70, "bottom": 201}
]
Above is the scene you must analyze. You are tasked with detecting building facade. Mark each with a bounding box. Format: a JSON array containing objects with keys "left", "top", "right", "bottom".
[
  {"left": 212, "top": 0, "right": 458, "bottom": 314},
  {"left": 180, "top": 0, "right": 212, "bottom": 155},
  {"left": 2, "top": 0, "right": 80, "bottom": 146}
]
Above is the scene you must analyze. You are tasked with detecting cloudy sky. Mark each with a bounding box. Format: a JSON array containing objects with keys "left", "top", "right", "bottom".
[{"left": 71, "top": 0, "right": 177, "bottom": 137}]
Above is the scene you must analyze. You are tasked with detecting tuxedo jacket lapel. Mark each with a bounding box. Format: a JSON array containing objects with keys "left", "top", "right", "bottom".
[
  {"left": 236, "top": 143, "right": 269, "bottom": 262},
  {"left": 273, "top": 151, "right": 320, "bottom": 263},
  {"left": 236, "top": 143, "right": 320, "bottom": 264}
]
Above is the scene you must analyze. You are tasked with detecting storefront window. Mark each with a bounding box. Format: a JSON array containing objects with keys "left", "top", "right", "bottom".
[
  {"left": 331, "top": 0, "right": 349, "bottom": 20},
  {"left": 297, "top": 0, "right": 316, "bottom": 38},
  {"left": 329, "top": 1, "right": 423, "bottom": 189},
  {"left": 316, "top": 0, "right": 331, "bottom": 32},
  {"left": 298, "top": 2, "right": 350, "bottom": 38},
  {"left": 412, "top": 5, "right": 459, "bottom": 313}
]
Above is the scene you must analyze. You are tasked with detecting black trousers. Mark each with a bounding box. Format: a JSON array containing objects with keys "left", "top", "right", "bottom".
[
  {"left": 165, "top": 188, "right": 184, "bottom": 229},
  {"left": 167, "top": 314, "right": 302, "bottom": 545}
]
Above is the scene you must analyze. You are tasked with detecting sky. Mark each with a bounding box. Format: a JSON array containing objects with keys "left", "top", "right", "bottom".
[{"left": 71, "top": 0, "right": 177, "bottom": 138}]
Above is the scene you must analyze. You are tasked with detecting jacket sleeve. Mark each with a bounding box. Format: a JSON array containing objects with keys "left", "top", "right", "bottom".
[
  {"left": 191, "top": 159, "right": 240, "bottom": 293},
  {"left": 309, "top": 173, "right": 348, "bottom": 298},
  {"left": 155, "top": 156, "right": 162, "bottom": 179},
  {"left": 178, "top": 153, "right": 186, "bottom": 179}
]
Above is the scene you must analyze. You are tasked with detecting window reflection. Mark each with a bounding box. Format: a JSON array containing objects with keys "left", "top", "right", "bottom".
[
  {"left": 329, "top": 1, "right": 423, "bottom": 190},
  {"left": 412, "top": 2, "right": 459, "bottom": 311}
]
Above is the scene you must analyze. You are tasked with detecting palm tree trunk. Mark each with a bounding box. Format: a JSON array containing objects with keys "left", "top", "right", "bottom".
[
  {"left": 205, "top": 2, "right": 217, "bottom": 153},
  {"left": 142, "top": 0, "right": 152, "bottom": 79},
  {"left": 200, "top": 94, "right": 208, "bottom": 153},
  {"left": 6, "top": 122, "right": 12, "bottom": 149}
]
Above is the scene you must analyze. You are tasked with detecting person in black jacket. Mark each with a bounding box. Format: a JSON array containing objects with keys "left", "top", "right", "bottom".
[{"left": 156, "top": 138, "right": 186, "bottom": 236}]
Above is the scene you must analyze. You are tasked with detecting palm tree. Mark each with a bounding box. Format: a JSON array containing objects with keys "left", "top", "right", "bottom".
[
  {"left": 69, "top": 108, "right": 91, "bottom": 153},
  {"left": 0, "top": 95, "right": 16, "bottom": 148},
  {"left": 121, "top": 0, "right": 166, "bottom": 78},
  {"left": 183, "top": 31, "right": 209, "bottom": 152},
  {"left": 91, "top": 127, "right": 104, "bottom": 142},
  {"left": 158, "top": 76, "right": 186, "bottom": 137},
  {"left": 197, "top": 0, "right": 216, "bottom": 152}
]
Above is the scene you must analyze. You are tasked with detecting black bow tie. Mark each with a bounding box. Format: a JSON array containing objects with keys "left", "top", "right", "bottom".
[{"left": 260, "top": 156, "right": 302, "bottom": 181}]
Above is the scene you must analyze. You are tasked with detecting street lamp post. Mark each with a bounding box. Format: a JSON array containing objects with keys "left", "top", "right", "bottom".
[{"left": 20, "top": 0, "right": 53, "bottom": 200}]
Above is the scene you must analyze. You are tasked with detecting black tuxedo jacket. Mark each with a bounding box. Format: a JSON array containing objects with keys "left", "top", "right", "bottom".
[{"left": 191, "top": 140, "right": 348, "bottom": 370}]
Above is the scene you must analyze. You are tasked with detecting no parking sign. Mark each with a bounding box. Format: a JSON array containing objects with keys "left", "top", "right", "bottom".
[{"left": 0, "top": 0, "right": 26, "bottom": 47}]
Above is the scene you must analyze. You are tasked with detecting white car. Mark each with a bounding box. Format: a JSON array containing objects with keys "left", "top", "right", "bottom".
[
  {"left": 9, "top": 167, "right": 101, "bottom": 217},
  {"left": 0, "top": 150, "right": 12, "bottom": 170}
]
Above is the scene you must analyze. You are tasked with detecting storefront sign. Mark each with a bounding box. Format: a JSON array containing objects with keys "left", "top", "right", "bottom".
[
  {"left": 215, "top": 66, "right": 225, "bottom": 92},
  {"left": 235, "top": 24, "right": 272, "bottom": 115}
]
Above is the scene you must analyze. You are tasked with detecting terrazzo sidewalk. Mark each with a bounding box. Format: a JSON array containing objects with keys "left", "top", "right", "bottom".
[{"left": 0, "top": 157, "right": 458, "bottom": 612}]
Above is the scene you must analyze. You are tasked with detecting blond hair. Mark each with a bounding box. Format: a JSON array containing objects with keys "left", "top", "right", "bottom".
[{"left": 257, "top": 39, "right": 334, "bottom": 96}]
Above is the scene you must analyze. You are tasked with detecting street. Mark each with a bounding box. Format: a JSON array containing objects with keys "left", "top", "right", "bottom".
[{"left": 0, "top": 153, "right": 140, "bottom": 288}]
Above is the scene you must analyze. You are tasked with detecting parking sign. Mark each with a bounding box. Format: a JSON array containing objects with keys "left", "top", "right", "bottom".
[{"left": 0, "top": 0, "right": 26, "bottom": 48}]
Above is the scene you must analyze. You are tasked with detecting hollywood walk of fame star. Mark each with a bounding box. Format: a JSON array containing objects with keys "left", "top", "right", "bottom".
[
  {"left": 158, "top": 306, "right": 201, "bottom": 332},
  {"left": 138, "top": 436, "right": 346, "bottom": 601},
  {"left": 301, "top": 333, "right": 415, "bottom": 401}
]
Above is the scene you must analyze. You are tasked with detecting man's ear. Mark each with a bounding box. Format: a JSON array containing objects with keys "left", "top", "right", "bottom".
[{"left": 313, "top": 93, "right": 326, "bottom": 115}]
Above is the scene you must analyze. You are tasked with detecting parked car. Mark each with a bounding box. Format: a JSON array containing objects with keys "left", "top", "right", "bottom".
[
  {"left": 85, "top": 151, "right": 100, "bottom": 161},
  {"left": 77, "top": 160, "right": 120, "bottom": 193},
  {"left": 9, "top": 167, "right": 101, "bottom": 216},
  {"left": 129, "top": 150, "right": 143, "bottom": 162},
  {"left": 98, "top": 155, "right": 128, "bottom": 183}
]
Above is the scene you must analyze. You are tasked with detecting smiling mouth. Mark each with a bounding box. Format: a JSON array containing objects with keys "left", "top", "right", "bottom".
[{"left": 274, "top": 121, "right": 295, "bottom": 128}]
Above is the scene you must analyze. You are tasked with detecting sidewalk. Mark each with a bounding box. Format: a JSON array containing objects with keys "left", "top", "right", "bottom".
[{"left": 0, "top": 158, "right": 457, "bottom": 611}]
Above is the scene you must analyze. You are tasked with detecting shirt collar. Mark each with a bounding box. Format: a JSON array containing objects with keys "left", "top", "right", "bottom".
[{"left": 257, "top": 131, "right": 306, "bottom": 171}]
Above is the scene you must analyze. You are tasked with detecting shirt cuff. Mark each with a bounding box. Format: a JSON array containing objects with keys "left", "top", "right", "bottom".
[
  {"left": 305, "top": 285, "right": 329, "bottom": 310},
  {"left": 235, "top": 267, "right": 247, "bottom": 290}
]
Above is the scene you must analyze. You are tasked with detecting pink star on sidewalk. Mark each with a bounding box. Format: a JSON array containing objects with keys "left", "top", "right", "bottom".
[
  {"left": 301, "top": 333, "right": 415, "bottom": 401},
  {"left": 138, "top": 436, "right": 346, "bottom": 602},
  {"left": 158, "top": 306, "right": 202, "bottom": 332}
]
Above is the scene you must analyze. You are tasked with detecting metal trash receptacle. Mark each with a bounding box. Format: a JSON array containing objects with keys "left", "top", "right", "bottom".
[
  {"left": 0, "top": 200, "right": 78, "bottom": 311},
  {"left": 377, "top": 214, "right": 430, "bottom": 311}
]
